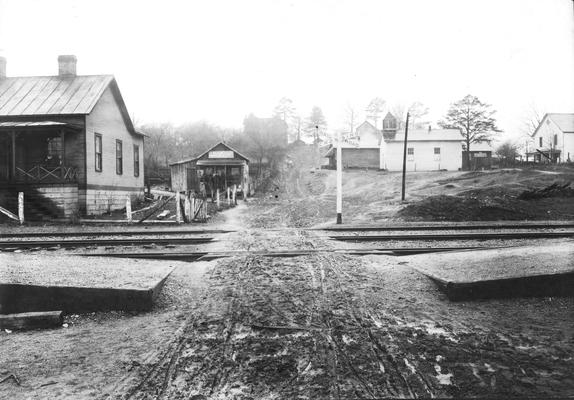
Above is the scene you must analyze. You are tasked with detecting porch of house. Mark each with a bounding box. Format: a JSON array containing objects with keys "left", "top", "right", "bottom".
[
  {"left": 0, "top": 122, "right": 82, "bottom": 220},
  {"left": 525, "top": 149, "right": 562, "bottom": 164}
]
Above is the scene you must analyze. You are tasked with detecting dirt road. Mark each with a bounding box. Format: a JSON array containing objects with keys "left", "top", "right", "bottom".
[
  {"left": 1, "top": 149, "right": 573, "bottom": 399},
  {"left": 105, "top": 207, "right": 573, "bottom": 399},
  {"left": 111, "top": 155, "right": 573, "bottom": 399}
]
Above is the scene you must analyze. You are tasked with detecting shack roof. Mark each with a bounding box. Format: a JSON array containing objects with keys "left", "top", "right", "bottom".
[{"left": 170, "top": 142, "right": 250, "bottom": 166}]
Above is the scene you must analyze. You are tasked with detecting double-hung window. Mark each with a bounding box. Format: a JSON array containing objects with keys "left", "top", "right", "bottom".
[
  {"left": 95, "top": 134, "right": 102, "bottom": 172},
  {"left": 433, "top": 147, "right": 441, "bottom": 161},
  {"left": 133, "top": 144, "right": 140, "bottom": 177},
  {"left": 116, "top": 140, "right": 123, "bottom": 175}
]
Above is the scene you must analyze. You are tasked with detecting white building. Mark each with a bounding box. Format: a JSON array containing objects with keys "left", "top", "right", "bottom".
[
  {"left": 381, "top": 127, "right": 462, "bottom": 171},
  {"left": 529, "top": 113, "right": 574, "bottom": 163}
]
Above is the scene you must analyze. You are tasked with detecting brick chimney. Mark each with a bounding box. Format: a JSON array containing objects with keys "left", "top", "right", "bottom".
[
  {"left": 58, "top": 55, "right": 77, "bottom": 77},
  {"left": 0, "top": 57, "right": 6, "bottom": 79}
]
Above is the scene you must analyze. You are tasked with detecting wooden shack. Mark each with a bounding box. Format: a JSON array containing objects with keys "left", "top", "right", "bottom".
[{"left": 170, "top": 142, "right": 250, "bottom": 197}]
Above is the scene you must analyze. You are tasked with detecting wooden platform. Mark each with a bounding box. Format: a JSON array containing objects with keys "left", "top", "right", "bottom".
[
  {"left": 405, "top": 241, "right": 574, "bottom": 301},
  {"left": 0, "top": 254, "right": 175, "bottom": 314}
]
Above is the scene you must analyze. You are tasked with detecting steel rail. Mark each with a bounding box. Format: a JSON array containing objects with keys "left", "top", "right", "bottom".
[
  {"left": 320, "top": 222, "right": 574, "bottom": 231},
  {"left": 0, "top": 229, "right": 232, "bottom": 239},
  {"left": 0, "top": 237, "right": 213, "bottom": 249},
  {"left": 82, "top": 245, "right": 503, "bottom": 260},
  {"left": 329, "top": 231, "right": 574, "bottom": 241}
]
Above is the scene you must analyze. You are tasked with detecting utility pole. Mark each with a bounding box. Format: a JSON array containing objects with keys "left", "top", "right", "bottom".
[
  {"left": 315, "top": 125, "right": 319, "bottom": 169},
  {"left": 336, "top": 129, "right": 343, "bottom": 224},
  {"left": 401, "top": 112, "right": 410, "bottom": 202}
]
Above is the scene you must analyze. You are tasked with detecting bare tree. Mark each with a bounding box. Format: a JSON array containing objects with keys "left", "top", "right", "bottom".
[
  {"left": 390, "top": 102, "right": 429, "bottom": 129},
  {"left": 519, "top": 104, "right": 544, "bottom": 160},
  {"left": 408, "top": 101, "right": 429, "bottom": 128},
  {"left": 243, "top": 114, "right": 288, "bottom": 177},
  {"left": 365, "top": 97, "right": 386, "bottom": 128},
  {"left": 305, "top": 106, "right": 328, "bottom": 143},
  {"left": 496, "top": 140, "right": 520, "bottom": 166},
  {"left": 342, "top": 103, "right": 359, "bottom": 140},
  {"left": 273, "top": 97, "right": 298, "bottom": 142},
  {"left": 439, "top": 94, "right": 501, "bottom": 168}
]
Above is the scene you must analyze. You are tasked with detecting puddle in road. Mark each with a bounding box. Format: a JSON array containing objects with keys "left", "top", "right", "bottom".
[{"left": 434, "top": 364, "right": 454, "bottom": 385}]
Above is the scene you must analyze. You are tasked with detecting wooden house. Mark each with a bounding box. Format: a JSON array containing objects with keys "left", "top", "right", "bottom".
[
  {"left": 170, "top": 142, "right": 250, "bottom": 196},
  {"left": 0, "top": 55, "right": 144, "bottom": 219},
  {"left": 382, "top": 127, "right": 463, "bottom": 171},
  {"left": 324, "top": 121, "right": 382, "bottom": 169},
  {"left": 528, "top": 113, "right": 574, "bottom": 163}
]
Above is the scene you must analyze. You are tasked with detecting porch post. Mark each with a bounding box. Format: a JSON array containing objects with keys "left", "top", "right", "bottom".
[
  {"left": 10, "top": 130, "right": 16, "bottom": 179},
  {"left": 60, "top": 129, "right": 65, "bottom": 179}
]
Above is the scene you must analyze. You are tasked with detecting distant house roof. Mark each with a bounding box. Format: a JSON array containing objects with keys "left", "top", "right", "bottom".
[
  {"left": 388, "top": 128, "right": 462, "bottom": 142},
  {"left": 0, "top": 75, "right": 141, "bottom": 136},
  {"left": 533, "top": 113, "right": 574, "bottom": 136},
  {"left": 468, "top": 141, "right": 495, "bottom": 151},
  {"left": 324, "top": 142, "right": 380, "bottom": 157},
  {"left": 356, "top": 120, "right": 377, "bottom": 132}
]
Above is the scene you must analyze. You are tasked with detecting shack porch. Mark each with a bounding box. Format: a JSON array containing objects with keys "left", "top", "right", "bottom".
[{"left": 170, "top": 142, "right": 250, "bottom": 197}]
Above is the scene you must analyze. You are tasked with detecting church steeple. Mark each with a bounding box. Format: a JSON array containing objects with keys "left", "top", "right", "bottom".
[{"left": 382, "top": 112, "right": 397, "bottom": 131}]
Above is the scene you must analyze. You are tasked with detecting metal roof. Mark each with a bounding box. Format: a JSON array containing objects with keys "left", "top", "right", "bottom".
[
  {"left": 388, "top": 129, "right": 462, "bottom": 142},
  {"left": 170, "top": 142, "right": 251, "bottom": 166},
  {"left": 196, "top": 159, "right": 247, "bottom": 166},
  {"left": 547, "top": 113, "right": 574, "bottom": 133},
  {"left": 0, "top": 75, "right": 113, "bottom": 116}
]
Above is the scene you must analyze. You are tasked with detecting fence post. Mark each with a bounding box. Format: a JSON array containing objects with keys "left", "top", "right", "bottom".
[
  {"left": 18, "top": 192, "right": 24, "bottom": 225},
  {"left": 126, "top": 195, "right": 132, "bottom": 223},
  {"left": 190, "top": 196, "right": 196, "bottom": 221},
  {"left": 176, "top": 192, "right": 182, "bottom": 224},
  {"left": 233, "top": 184, "right": 237, "bottom": 205},
  {"left": 185, "top": 193, "right": 191, "bottom": 223},
  {"left": 216, "top": 189, "right": 220, "bottom": 209}
]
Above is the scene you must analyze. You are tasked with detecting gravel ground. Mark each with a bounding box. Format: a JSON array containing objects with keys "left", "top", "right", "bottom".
[
  {"left": 403, "top": 241, "right": 574, "bottom": 281},
  {"left": 0, "top": 254, "right": 176, "bottom": 289}
]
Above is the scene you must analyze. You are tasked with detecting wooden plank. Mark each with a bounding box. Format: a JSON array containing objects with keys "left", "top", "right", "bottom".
[
  {"left": 0, "top": 205, "right": 18, "bottom": 221},
  {"left": 0, "top": 311, "right": 63, "bottom": 331},
  {"left": 137, "top": 195, "right": 174, "bottom": 223}
]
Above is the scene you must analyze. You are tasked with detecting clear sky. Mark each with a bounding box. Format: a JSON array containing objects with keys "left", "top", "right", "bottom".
[{"left": 0, "top": 0, "right": 573, "bottom": 141}]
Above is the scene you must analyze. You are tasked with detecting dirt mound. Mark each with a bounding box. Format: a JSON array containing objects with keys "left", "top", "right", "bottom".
[
  {"left": 398, "top": 195, "right": 531, "bottom": 221},
  {"left": 518, "top": 182, "right": 574, "bottom": 200}
]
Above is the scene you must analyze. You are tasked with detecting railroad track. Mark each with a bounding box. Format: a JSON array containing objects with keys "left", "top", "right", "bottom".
[
  {"left": 0, "top": 229, "right": 232, "bottom": 239},
  {"left": 321, "top": 222, "right": 574, "bottom": 231},
  {"left": 0, "top": 236, "right": 214, "bottom": 250},
  {"left": 328, "top": 231, "right": 574, "bottom": 242},
  {"left": 82, "top": 245, "right": 505, "bottom": 261}
]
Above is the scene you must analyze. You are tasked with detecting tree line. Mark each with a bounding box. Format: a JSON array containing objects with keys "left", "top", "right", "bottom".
[{"left": 141, "top": 93, "right": 546, "bottom": 184}]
